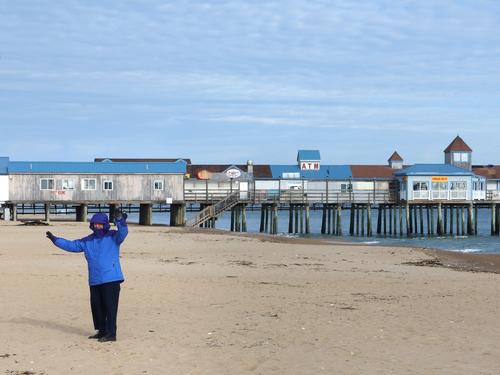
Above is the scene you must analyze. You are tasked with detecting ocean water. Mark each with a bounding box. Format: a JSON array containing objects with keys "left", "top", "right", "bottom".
[{"left": 123, "top": 208, "right": 500, "bottom": 254}]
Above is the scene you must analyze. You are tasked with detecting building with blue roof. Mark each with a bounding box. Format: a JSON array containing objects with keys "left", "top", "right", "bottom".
[
  {"left": 297, "top": 150, "right": 321, "bottom": 165},
  {"left": 7, "top": 160, "right": 186, "bottom": 174},
  {"left": 0, "top": 157, "right": 9, "bottom": 175},
  {"left": 0, "top": 158, "right": 9, "bottom": 203},
  {"left": 395, "top": 164, "right": 485, "bottom": 201},
  {"left": 2, "top": 158, "right": 186, "bottom": 206}
]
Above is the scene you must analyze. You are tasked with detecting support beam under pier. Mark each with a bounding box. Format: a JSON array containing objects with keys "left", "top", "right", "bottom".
[
  {"left": 139, "top": 204, "right": 152, "bottom": 226},
  {"left": 170, "top": 204, "right": 185, "bottom": 227},
  {"left": 76, "top": 204, "right": 88, "bottom": 222}
]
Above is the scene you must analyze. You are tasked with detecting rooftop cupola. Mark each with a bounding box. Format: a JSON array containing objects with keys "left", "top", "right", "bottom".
[
  {"left": 388, "top": 151, "right": 403, "bottom": 169},
  {"left": 444, "top": 135, "right": 472, "bottom": 171},
  {"left": 297, "top": 150, "right": 321, "bottom": 170}
]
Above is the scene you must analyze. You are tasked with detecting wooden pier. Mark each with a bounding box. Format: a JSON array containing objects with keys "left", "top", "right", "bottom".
[{"left": 2, "top": 189, "right": 499, "bottom": 238}]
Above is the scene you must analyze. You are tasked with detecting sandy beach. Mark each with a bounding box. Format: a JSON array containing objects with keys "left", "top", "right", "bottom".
[{"left": 1, "top": 221, "right": 500, "bottom": 375}]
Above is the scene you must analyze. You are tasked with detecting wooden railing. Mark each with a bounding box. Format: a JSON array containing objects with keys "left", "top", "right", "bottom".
[
  {"left": 186, "top": 192, "right": 240, "bottom": 227},
  {"left": 185, "top": 189, "right": 397, "bottom": 204}
]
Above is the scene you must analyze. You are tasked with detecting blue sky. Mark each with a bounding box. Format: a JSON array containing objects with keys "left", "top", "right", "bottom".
[{"left": 1, "top": 1, "right": 499, "bottom": 165}]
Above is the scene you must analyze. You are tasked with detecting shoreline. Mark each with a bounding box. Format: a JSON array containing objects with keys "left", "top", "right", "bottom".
[
  {"left": 185, "top": 226, "right": 500, "bottom": 274},
  {"left": 4, "top": 219, "right": 500, "bottom": 275}
]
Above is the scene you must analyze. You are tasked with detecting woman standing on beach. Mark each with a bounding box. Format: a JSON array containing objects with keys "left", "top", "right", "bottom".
[{"left": 46, "top": 209, "right": 128, "bottom": 342}]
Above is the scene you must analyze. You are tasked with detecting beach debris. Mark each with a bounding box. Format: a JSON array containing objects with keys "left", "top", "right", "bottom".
[
  {"left": 403, "top": 259, "right": 444, "bottom": 268},
  {"left": 0, "top": 354, "right": 11, "bottom": 358},
  {"left": 20, "top": 220, "right": 49, "bottom": 226},
  {"left": 158, "top": 257, "right": 196, "bottom": 265},
  {"left": 261, "top": 312, "right": 279, "bottom": 318},
  {"left": 264, "top": 263, "right": 288, "bottom": 268},
  {"left": 338, "top": 306, "right": 357, "bottom": 310},
  {"left": 230, "top": 260, "right": 255, "bottom": 267}
]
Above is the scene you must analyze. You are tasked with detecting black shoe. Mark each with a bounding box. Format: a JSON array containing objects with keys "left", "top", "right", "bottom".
[
  {"left": 88, "top": 331, "right": 106, "bottom": 339},
  {"left": 98, "top": 335, "right": 117, "bottom": 342}
]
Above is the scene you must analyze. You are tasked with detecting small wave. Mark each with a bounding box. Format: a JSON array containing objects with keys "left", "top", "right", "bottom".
[
  {"left": 278, "top": 233, "right": 299, "bottom": 238},
  {"left": 457, "top": 248, "right": 482, "bottom": 253},
  {"left": 362, "top": 241, "right": 380, "bottom": 245}
]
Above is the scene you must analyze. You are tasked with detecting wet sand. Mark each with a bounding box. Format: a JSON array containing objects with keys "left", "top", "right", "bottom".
[{"left": 1, "top": 221, "right": 500, "bottom": 374}]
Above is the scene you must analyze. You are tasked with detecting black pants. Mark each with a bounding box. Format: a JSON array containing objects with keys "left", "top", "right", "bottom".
[{"left": 90, "top": 281, "right": 121, "bottom": 336}]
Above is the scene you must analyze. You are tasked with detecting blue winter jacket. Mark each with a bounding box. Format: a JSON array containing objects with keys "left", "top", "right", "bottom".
[{"left": 54, "top": 218, "right": 128, "bottom": 286}]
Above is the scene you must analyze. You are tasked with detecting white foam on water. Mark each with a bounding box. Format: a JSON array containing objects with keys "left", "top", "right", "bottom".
[
  {"left": 456, "top": 248, "right": 482, "bottom": 253},
  {"left": 362, "top": 241, "right": 380, "bottom": 245}
]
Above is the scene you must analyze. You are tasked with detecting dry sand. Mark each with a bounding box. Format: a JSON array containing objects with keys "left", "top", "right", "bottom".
[{"left": 1, "top": 221, "right": 500, "bottom": 374}]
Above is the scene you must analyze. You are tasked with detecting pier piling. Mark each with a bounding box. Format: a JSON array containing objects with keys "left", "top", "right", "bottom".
[
  {"left": 44, "top": 203, "right": 50, "bottom": 223},
  {"left": 76, "top": 204, "right": 88, "bottom": 222},
  {"left": 139, "top": 204, "right": 152, "bottom": 226},
  {"left": 305, "top": 205, "right": 310, "bottom": 234}
]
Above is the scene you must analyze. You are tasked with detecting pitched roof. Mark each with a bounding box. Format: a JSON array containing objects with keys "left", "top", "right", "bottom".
[
  {"left": 297, "top": 150, "right": 321, "bottom": 161},
  {"left": 350, "top": 165, "right": 398, "bottom": 179},
  {"left": 270, "top": 165, "right": 352, "bottom": 180},
  {"left": 95, "top": 157, "right": 191, "bottom": 164},
  {"left": 394, "top": 164, "right": 474, "bottom": 176},
  {"left": 0, "top": 157, "right": 9, "bottom": 174},
  {"left": 188, "top": 164, "right": 272, "bottom": 179},
  {"left": 7, "top": 161, "right": 187, "bottom": 174},
  {"left": 472, "top": 165, "right": 500, "bottom": 180},
  {"left": 388, "top": 151, "right": 403, "bottom": 161},
  {"left": 444, "top": 136, "right": 472, "bottom": 153}
]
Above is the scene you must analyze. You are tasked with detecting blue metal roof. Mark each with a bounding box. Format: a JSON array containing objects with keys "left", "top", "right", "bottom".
[
  {"left": 0, "top": 157, "right": 9, "bottom": 174},
  {"left": 7, "top": 161, "right": 186, "bottom": 174},
  {"left": 297, "top": 150, "right": 321, "bottom": 161},
  {"left": 394, "top": 164, "right": 474, "bottom": 176},
  {"left": 270, "top": 165, "right": 352, "bottom": 180}
]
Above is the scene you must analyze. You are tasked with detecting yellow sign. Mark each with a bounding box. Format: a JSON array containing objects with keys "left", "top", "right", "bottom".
[{"left": 432, "top": 176, "right": 448, "bottom": 182}]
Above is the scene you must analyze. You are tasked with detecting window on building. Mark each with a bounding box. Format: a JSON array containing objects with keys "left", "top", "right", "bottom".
[
  {"left": 340, "top": 183, "right": 352, "bottom": 191},
  {"left": 154, "top": 180, "right": 164, "bottom": 191},
  {"left": 82, "top": 178, "right": 97, "bottom": 191},
  {"left": 62, "top": 179, "right": 75, "bottom": 190},
  {"left": 432, "top": 182, "right": 447, "bottom": 191},
  {"left": 473, "top": 181, "right": 485, "bottom": 191},
  {"left": 413, "top": 181, "right": 428, "bottom": 191},
  {"left": 282, "top": 172, "right": 300, "bottom": 179},
  {"left": 453, "top": 153, "right": 469, "bottom": 162},
  {"left": 40, "top": 178, "right": 55, "bottom": 190},
  {"left": 103, "top": 181, "right": 113, "bottom": 191},
  {"left": 450, "top": 181, "right": 467, "bottom": 190}
]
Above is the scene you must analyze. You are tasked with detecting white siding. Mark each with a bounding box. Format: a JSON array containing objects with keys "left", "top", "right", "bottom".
[
  {"left": 0, "top": 176, "right": 8, "bottom": 202},
  {"left": 352, "top": 181, "right": 373, "bottom": 190},
  {"left": 255, "top": 180, "right": 280, "bottom": 190},
  {"left": 8, "top": 174, "right": 184, "bottom": 203}
]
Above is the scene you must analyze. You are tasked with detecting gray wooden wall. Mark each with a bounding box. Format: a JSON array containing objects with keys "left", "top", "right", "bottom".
[{"left": 8, "top": 174, "right": 184, "bottom": 203}]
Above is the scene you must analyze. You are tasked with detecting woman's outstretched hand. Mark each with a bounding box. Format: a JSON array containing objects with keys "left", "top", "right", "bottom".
[
  {"left": 46, "top": 231, "right": 56, "bottom": 242},
  {"left": 114, "top": 209, "right": 128, "bottom": 222}
]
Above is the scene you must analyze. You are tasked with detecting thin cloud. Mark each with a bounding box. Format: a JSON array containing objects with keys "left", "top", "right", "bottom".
[{"left": 0, "top": 1, "right": 499, "bottom": 162}]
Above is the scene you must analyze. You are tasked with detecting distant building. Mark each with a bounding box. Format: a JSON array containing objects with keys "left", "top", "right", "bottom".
[
  {"left": 2, "top": 159, "right": 186, "bottom": 204},
  {"left": 297, "top": 150, "right": 321, "bottom": 171},
  {"left": 473, "top": 165, "right": 500, "bottom": 200},
  {"left": 395, "top": 164, "right": 486, "bottom": 202},
  {"left": 388, "top": 151, "right": 404, "bottom": 169},
  {"left": 444, "top": 135, "right": 472, "bottom": 171},
  {"left": 0, "top": 157, "right": 8, "bottom": 204}
]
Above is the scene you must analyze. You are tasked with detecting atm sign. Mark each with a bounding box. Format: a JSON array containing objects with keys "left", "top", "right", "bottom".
[{"left": 432, "top": 176, "right": 448, "bottom": 182}]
